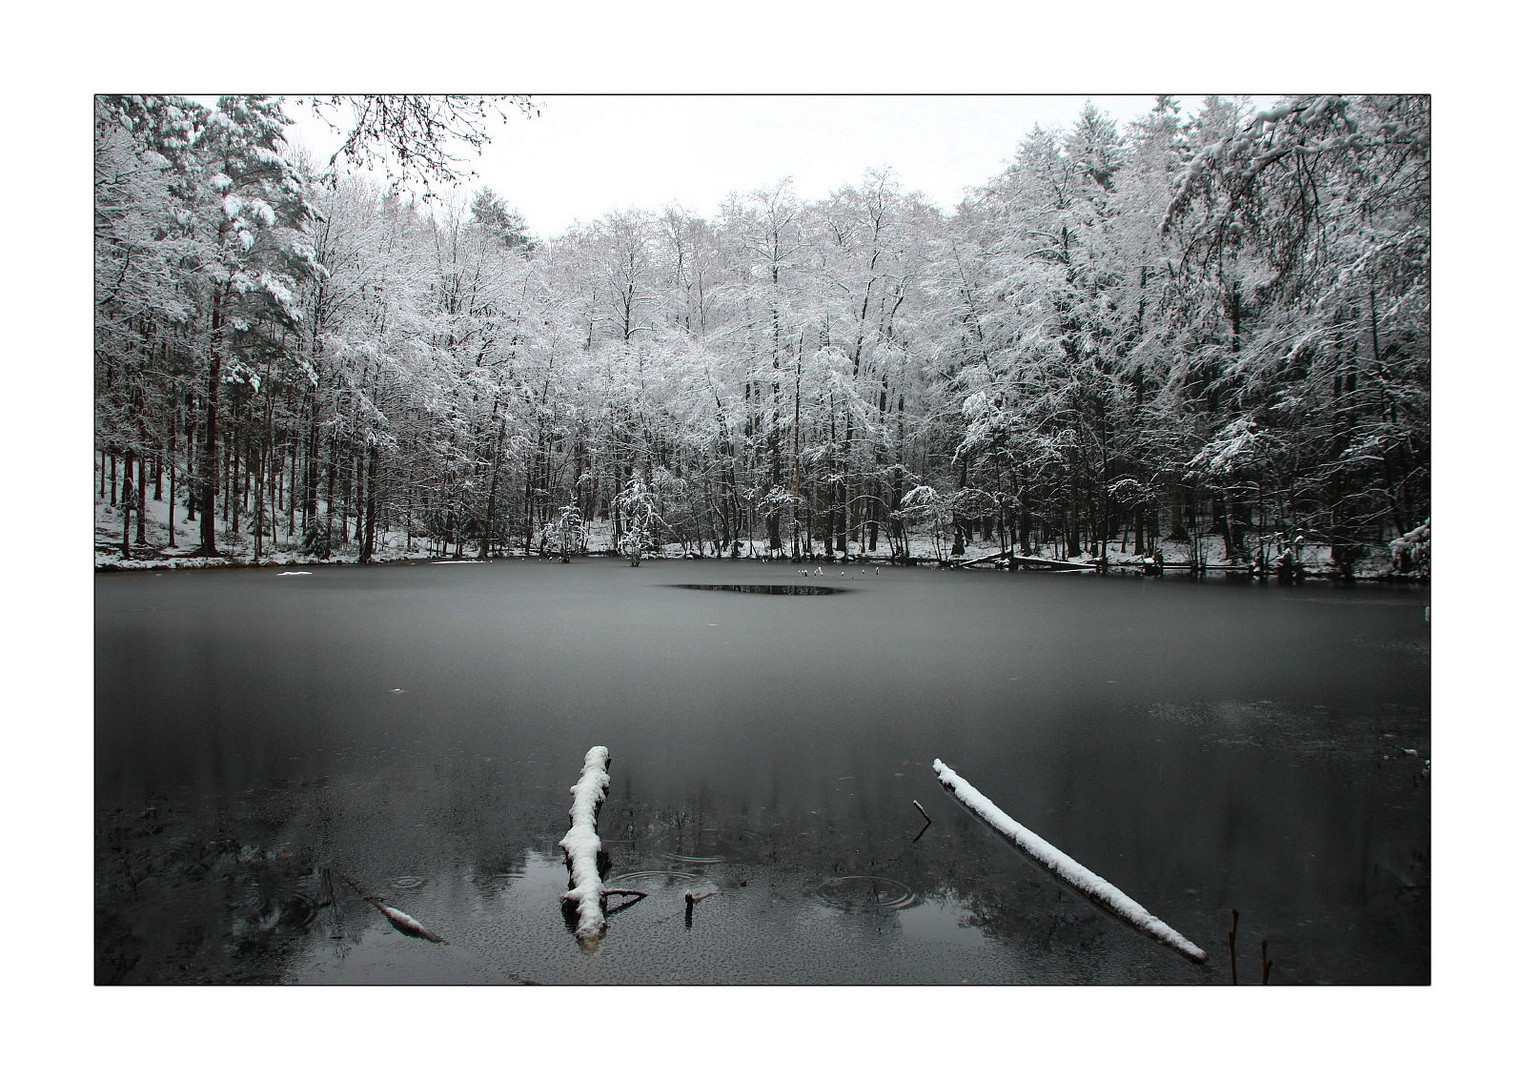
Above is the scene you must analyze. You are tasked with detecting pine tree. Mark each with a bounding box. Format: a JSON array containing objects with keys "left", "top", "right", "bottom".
[{"left": 469, "top": 186, "right": 536, "bottom": 251}]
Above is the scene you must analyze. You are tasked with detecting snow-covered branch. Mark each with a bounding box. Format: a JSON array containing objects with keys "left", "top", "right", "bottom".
[
  {"left": 340, "top": 874, "right": 446, "bottom": 943},
  {"left": 932, "top": 759, "right": 1206, "bottom": 964},
  {"left": 558, "top": 746, "right": 613, "bottom": 947}
]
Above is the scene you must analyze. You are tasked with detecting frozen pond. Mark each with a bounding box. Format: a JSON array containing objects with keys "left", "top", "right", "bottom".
[{"left": 95, "top": 559, "right": 1429, "bottom": 984}]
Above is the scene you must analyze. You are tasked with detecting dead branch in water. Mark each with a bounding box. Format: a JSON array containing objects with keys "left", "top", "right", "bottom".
[
  {"left": 1229, "top": 908, "right": 1239, "bottom": 984},
  {"left": 932, "top": 758, "right": 1206, "bottom": 964},
  {"left": 910, "top": 799, "right": 932, "bottom": 843},
  {"left": 558, "top": 746, "right": 613, "bottom": 947},
  {"left": 602, "top": 888, "right": 648, "bottom": 917},
  {"left": 339, "top": 873, "right": 446, "bottom": 944},
  {"left": 683, "top": 884, "right": 717, "bottom": 927}
]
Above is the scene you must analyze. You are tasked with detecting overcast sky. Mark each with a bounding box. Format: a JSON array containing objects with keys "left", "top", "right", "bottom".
[{"left": 285, "top": 94, "right": 1259, "bottom": 239}]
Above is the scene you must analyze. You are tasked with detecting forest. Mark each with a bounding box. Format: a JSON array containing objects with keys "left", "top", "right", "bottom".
[{"left": 93, "top": 94, "right": 1430, "bottom": 574}]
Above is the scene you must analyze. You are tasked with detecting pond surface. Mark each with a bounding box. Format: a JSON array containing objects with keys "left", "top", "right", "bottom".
[{"left": 95, "top": 559, "right": 1429, "bottom": 985}]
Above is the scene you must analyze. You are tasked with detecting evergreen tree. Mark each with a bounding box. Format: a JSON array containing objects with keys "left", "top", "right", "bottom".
[{"left": 469, "top": 186, "right": 536, "bottom": 251}]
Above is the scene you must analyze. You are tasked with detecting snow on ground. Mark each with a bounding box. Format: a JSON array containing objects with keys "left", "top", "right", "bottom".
[{"left": 92, "top": 487, "right": 1418, "bottom": 579}]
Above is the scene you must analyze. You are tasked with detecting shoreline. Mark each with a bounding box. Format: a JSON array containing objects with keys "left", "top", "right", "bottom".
[
  {"left": 93, "top": 493, "right": 1430, "bottom": 583},
  {"left": 92, "top": 543, "right": 1429, "bottom": 584}
]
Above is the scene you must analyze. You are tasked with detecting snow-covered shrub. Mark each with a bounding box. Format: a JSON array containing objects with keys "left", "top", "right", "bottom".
[{"left": 1389, "top": 517, "right": 1430, "bottom": 577}]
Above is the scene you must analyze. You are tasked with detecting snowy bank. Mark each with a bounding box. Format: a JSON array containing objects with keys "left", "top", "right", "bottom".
[
  {"left": 94, "top": 492, "right": 1427, "bottom": 581},
  {"left": 932, "top": 758, "right": 1207, "bottom": 964}
]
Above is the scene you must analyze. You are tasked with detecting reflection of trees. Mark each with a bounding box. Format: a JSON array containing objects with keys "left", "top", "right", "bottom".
[
  {"left": 599, "top": 784, "right": 1191, "bottom": 981},
  {"left": 96, "top": 702, "right": 1428, "bottom": 984},
  {"left": 98, "top": 744, "right": 588, "bottom": 983},
  {"left": 95, "top": 793, "right": 335, "bottom": 984},
  {"left": 93, "top": 770, "right": 1180, "bottom": 984}
]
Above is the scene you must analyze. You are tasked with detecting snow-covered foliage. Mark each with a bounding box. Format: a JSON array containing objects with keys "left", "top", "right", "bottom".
[
  {"left": 1187, "top": 416, "right": 1281, "bottom": 479},
  {"left": 95, "top": 95, "right": 1428, "bottom": 573},
  {"left": 1389, "top": 517, "right": 1430, "bottom": 577}
]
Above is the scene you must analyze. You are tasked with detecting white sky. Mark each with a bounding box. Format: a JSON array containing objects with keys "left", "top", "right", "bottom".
[{"left": 284, "top": 94, "right": 1260, "bottom": 238}]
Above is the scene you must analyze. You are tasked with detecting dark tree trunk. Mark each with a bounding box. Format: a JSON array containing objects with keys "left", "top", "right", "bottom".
[
  {"left": 197, "top": 294, "right": 223, "bottom": 556},
  {"left": 253, "top": 445, "right": 265, "bottom": 564},
  {"left": 135, "top": 452, "right": 148, "bottom": 546},
  {"left": 167, "top": 433, "right": 177, "bottom": 547},
  {"left": 481, "top": 410, "right": 505, "bottom": 560},
  {"left": 1166, "top": 480, "right": 1189, "bottom": 543},
  {"left": 360, "top": 441, "right": 379, "bottom": 563},
  {"left": 120, "top": 451, "right": 135, "bottom": 558},
  {"left": 1065, "top": 453, "right": 1082, "bottom": 559}
]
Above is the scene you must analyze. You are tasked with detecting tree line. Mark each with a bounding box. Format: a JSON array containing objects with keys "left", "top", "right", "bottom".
[{"left": 94, "top": 94, "right": 1429, "bottom": 571}]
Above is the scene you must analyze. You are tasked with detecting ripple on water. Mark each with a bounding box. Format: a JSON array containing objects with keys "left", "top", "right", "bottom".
[
  {"left": 604, "top": 870, "right": 702, "bottom": 891},
  {"left": 229, "top": 877, "right": 324, "bottom": 933},
  {"left": 646, "top": 826, "right": 763, "bottom": 864},
  {"left": 656, "top": 851, "right": 727, "bottom": 865},
  {"left": 391, "top": 876, "right": 426, "bottom": 889},
  {"left": 816, "top": 875, "right": 920, "bottom": 912}
]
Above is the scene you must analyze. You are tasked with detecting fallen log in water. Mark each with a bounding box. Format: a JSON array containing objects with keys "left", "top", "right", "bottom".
[
  {"left": 931, "top": 759, "right": 1206, "bottom": 964},
  {"left": 339, "top": 873, "right": 446, "bottom": 943},
  {"left": 1006, "top": 554, "right": 1097, "bottom": 572},
  {"left": 558, "top": 745, "right": 613, "bottom": 946},
  {"left": 953, "top": 551, "right": 1008, "bottom": 569}
]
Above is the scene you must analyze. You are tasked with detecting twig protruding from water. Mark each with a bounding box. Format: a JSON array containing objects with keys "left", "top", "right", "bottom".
[{"left": 1229, "top": 908, "right": 1239, "bottom": 985}]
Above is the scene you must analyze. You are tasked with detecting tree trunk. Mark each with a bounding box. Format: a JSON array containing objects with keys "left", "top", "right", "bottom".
[
  {"left": 233, "top": 430, "right": 243, "bottom": 536},
  {"left": 120, "top": 451, "right": 135, "bottom": 558},
  {"left": 1065, "top": 452, "right": 1082, "bottom": 559},
  {"left": 197, "top": 293, "right": 224, "bottom": 556},
  {"left": 360, "top": 441, "right": 379, "bottom": 563},
  {"left": 135, "top": 452, "right": 148, "bottom": 546},
  {"left": 253, "top": 444, "right": 265, "bottom": 564},
  {"left": 184, "top": 392, "right": 197, "bottom": 523},
  {"left": 324, "top": 438, "right": 337, "bottom": 551},
  {"left": 1166, "top": 480, "right": 1188, "bottom": 543},
  {"left": 481, "top": 409, "right": 505, "bottom": 560},
  {"left": 167, "top": 451, "right": 176, "bottom": 548}
]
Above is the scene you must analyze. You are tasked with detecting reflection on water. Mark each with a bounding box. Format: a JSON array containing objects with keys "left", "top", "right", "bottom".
[
  {"left": 96, "top": 561, "right": 1428, "bottom": 984},
  {"left": 817, "top": 875, "right": 920, "bottom": 911}
]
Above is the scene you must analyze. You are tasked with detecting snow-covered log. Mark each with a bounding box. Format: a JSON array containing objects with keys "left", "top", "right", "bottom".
[
  {"left": 953, "top": 551, "right": 1007, "bottom": 569},
  {"left": 558, "top": 745, "right": 612, "bottom": 946},
  {"left": 1006, "top": 554, "right": 1097, "bottom": 572},
  {"left": 932, "top": 759, "right": 1207, "bottom": 964}
]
